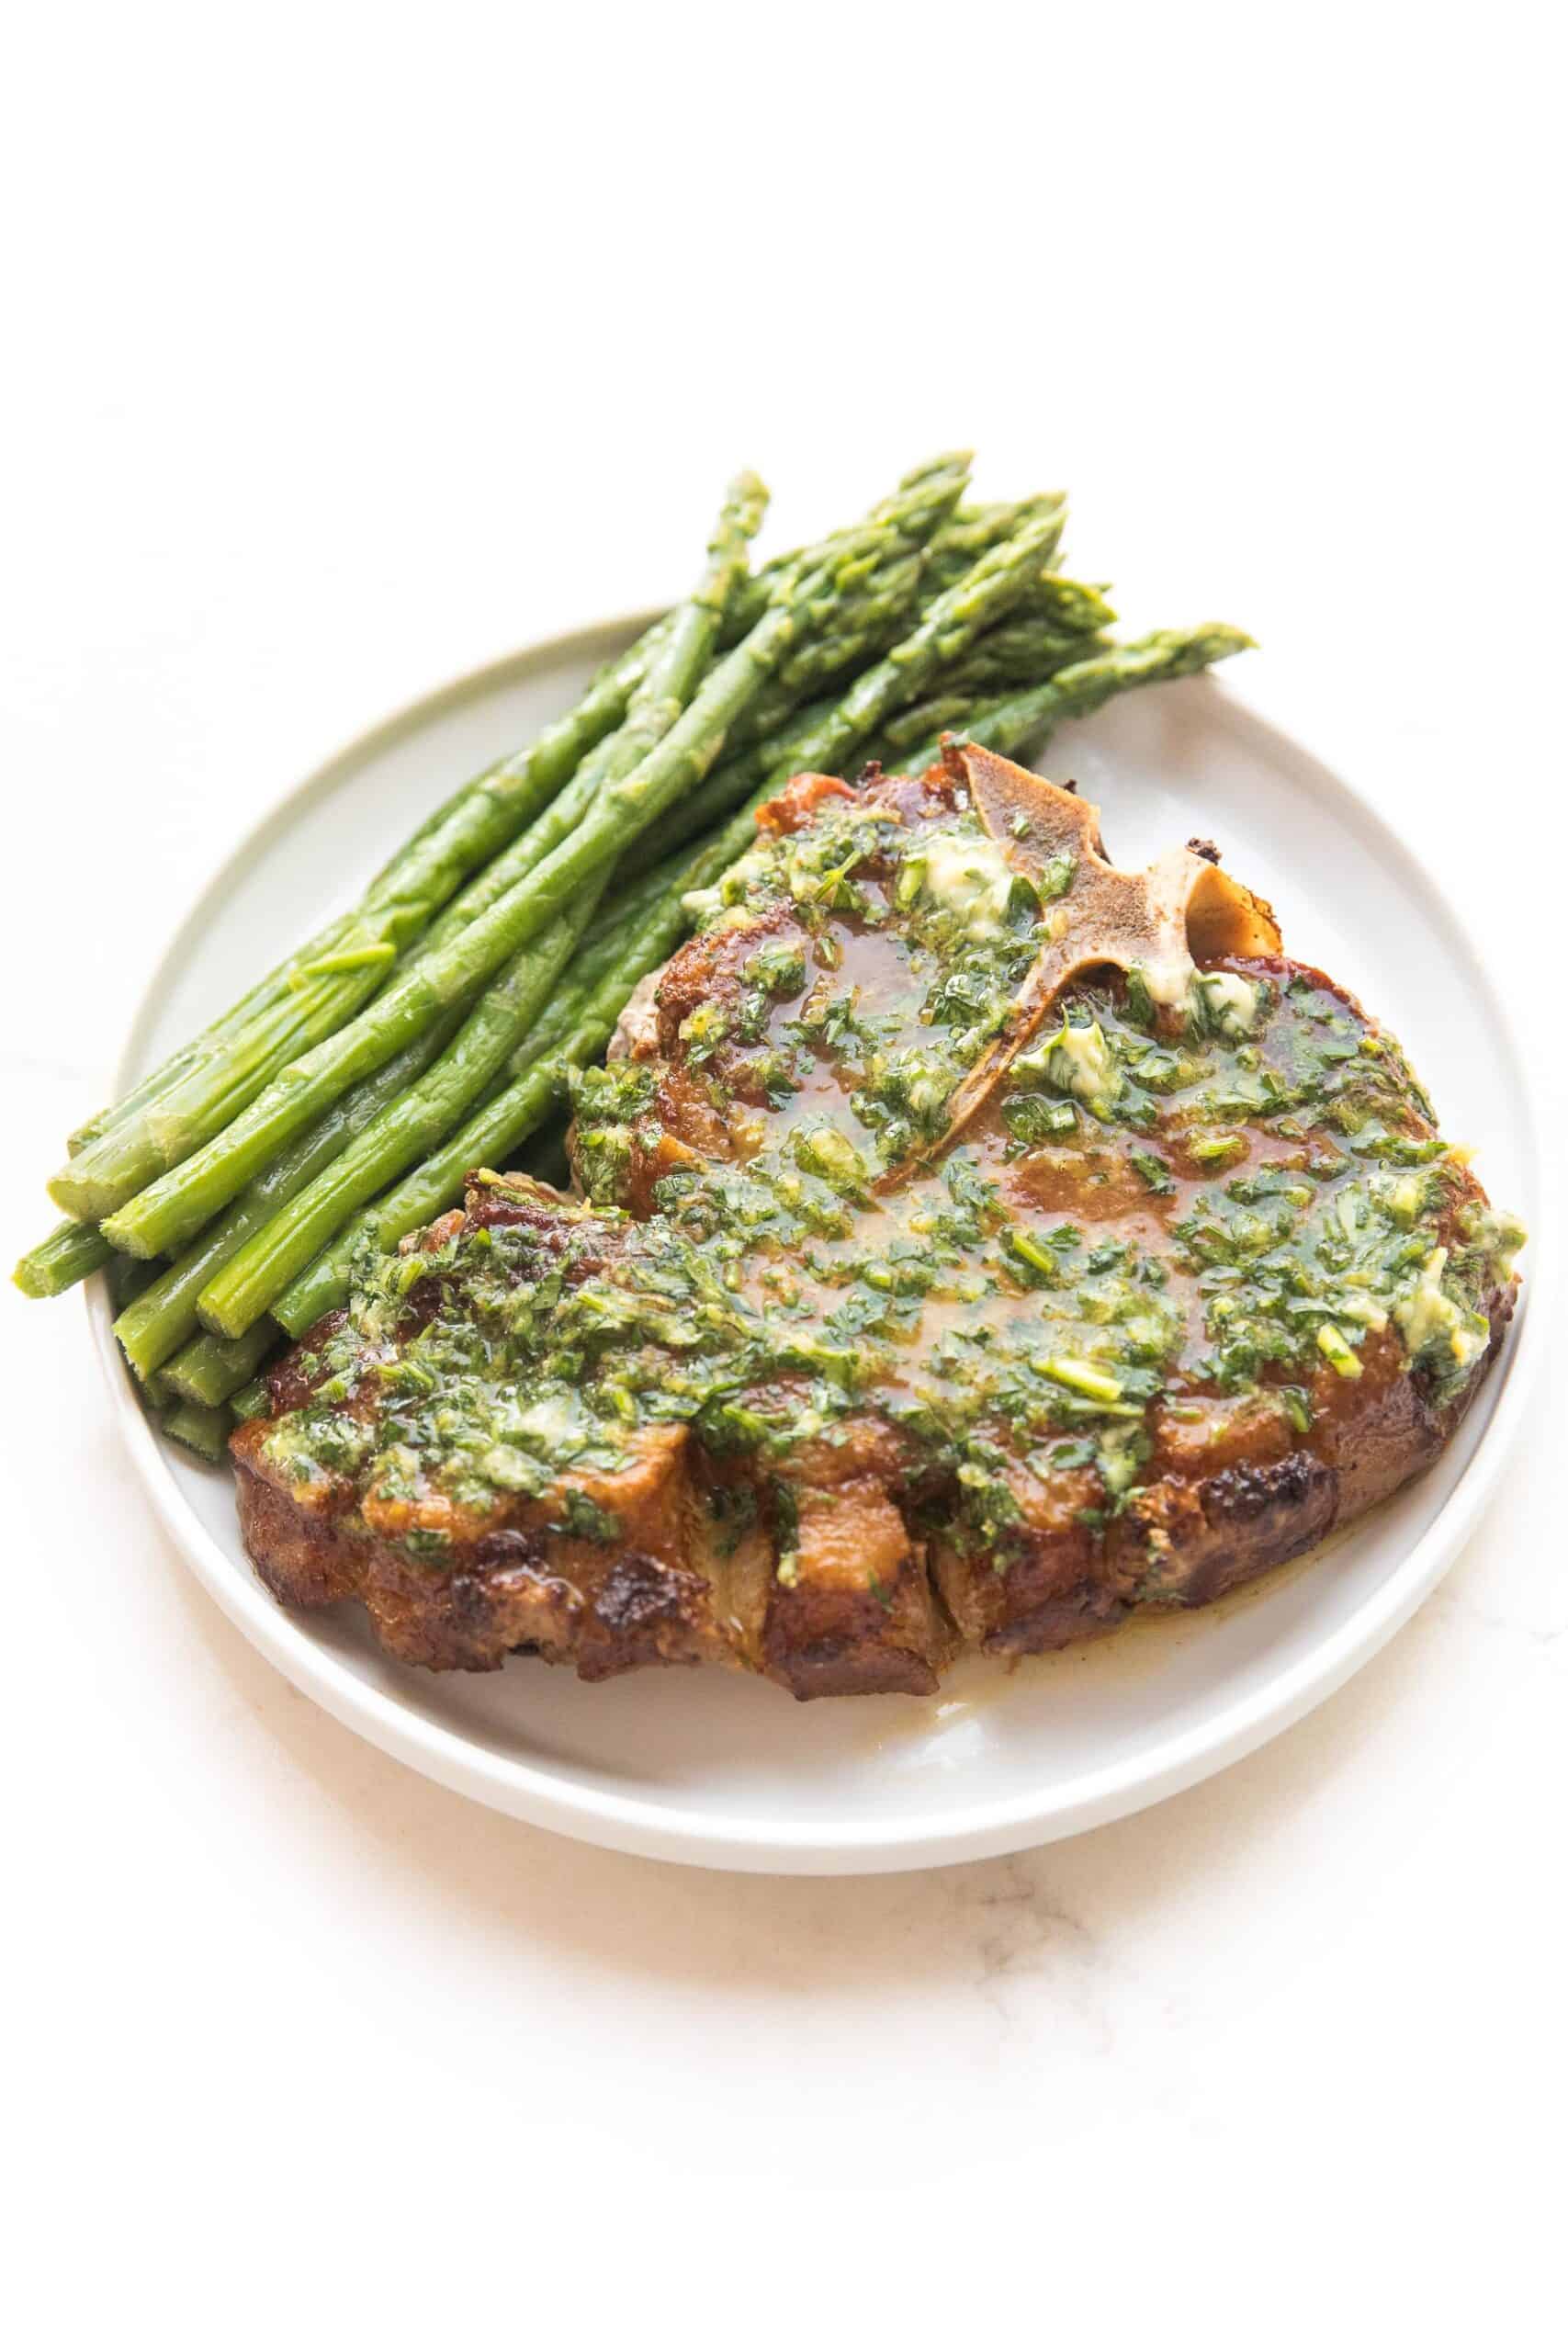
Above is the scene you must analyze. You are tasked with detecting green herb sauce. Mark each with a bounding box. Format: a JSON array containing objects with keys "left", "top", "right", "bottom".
[{"left": 264, "top": 789, "right": 1522, "bottom": 1564}]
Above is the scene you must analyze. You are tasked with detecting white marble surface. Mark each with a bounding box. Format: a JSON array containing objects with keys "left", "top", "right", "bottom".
[{"left": 4, "top": 12, "right": 1564, "bottom": 2341}]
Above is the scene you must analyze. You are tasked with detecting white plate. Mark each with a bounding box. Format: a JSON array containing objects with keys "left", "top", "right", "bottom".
[{"left": 90, "top": 617, "right": 1544, "bottom": 1873}]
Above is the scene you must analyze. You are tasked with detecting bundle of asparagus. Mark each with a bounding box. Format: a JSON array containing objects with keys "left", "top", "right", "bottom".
[{"left": 14, "top": 453, "right": 1251, "bottom": 1453}]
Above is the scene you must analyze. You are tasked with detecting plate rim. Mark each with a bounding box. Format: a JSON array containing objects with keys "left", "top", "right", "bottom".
[{"left": 85, "top": 613, "right": 1549, "bottom": 1874}]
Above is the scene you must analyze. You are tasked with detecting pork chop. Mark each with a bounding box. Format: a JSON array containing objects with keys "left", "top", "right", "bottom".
[{"left": 232, "top": 747, "right": 1523, "bottom": 1696}]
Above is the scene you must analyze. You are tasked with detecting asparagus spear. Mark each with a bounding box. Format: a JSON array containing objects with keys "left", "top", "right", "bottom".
[
  {"left": 13, "top": 1217, "right": 116, "bottom": 1298},
  {"left": 932, "top": 621, "right": 1112, "bottom": 695},
  {"left": 865, "top": 695, "right": 987, "bottom": 761},
  {"left": 111, "top": 1013, "right": 468, "bottom": 1382},
  {"left": 889, "top": 625, "right": 1257, "bottom": 774},
  {"left": 716, "top": 501, "right": 1069, "bottom": 734},
  {"left": 96, "top": 466, "right": 967, "bottom": 1264},
  {"left": 698, "top": 603, "right": 1115, "bottom": 800},
  {"left": 751, "top": 507, "right": 1067, "bottom": 789},
  {"left": 199, "top": 900, "right": 596, "bottom": 1333},
  {"left": 913, "top": 503, "right": 1067, "bottom": 602},
  {"left": 1007, "top": 575, "right": 1114, "bottom": 633},
  {"left": 68, "top": 1042, "right": 218, "bottom": 1159},
  {"left": 108, "top": 1253, "right": 162, "bottom": 1310},
  {"left": 712, "top": 557, "right": 926, "bottom": 759},
  {"left": 712, "top": 568, "right": 1106, "bottom": 810},
  {"left": 725, "top": 491, "right": 1066, "bottom": 644},
  {"left": 229, "top": 1377, "right": 271, "bottom": 1425},
  {"left": 769, "top": 552, "right": 931, "bottom": 695},
  {"left": 716, "top": 456, "right": 989, "bottom": 643},
  {"left": 611, "top": 696, "right": 840, "bottom": 880},
  {"left": 161, "top": 1399, "right": 231, "bottom": 1463},
  {"left": 865, "top": 637, "right": 1112, "bottom": 763},
  {"left": 162, "top": 1320, "right": 278, "bottom": 1408},
  {"left": 410, "top": 473, "right": 772, "bottom": 955},
  {"left": 360, "top": 625, "right": 662, "bottom": 897},
  {"left": 924, "top": 494, "right": 1066, "bottom": 568}
]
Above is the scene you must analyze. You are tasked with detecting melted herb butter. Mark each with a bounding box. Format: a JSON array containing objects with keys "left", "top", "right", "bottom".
[
  {"left": 1189, "top": 967, "right": 1260, "bottom": 1038},
  {"left": 900, "top": 827, "right": 1018, "bottom": 941},
  {"left": 1393, "top": 1245, "right": 1491, "bottom": 1375},
  {"left": 1013, "top": 1014, "right": 1122, "bottom": 1116}
]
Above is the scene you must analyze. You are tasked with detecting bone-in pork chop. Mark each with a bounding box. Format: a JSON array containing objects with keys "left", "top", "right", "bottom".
[{"left": 232, "top": 747, "right": 1523, "bottom": 1696}]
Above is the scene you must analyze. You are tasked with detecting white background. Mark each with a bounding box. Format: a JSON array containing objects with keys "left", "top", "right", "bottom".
[{"left": 3, "top": 6, "right": 1564, "bottom": 2346}]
